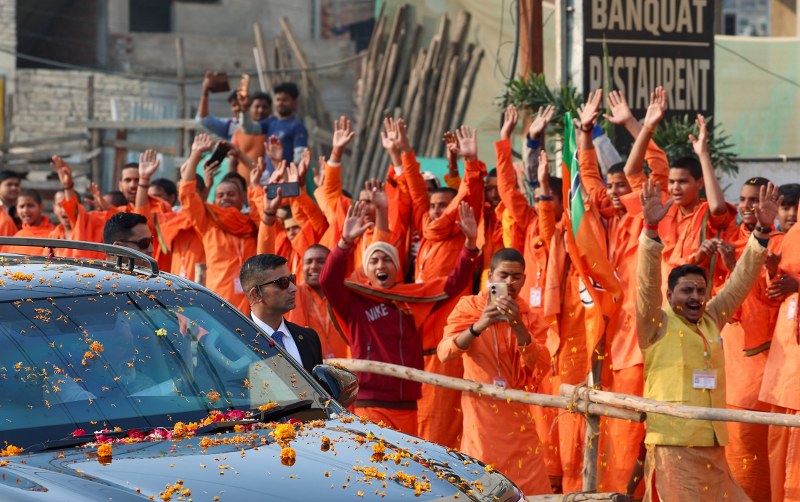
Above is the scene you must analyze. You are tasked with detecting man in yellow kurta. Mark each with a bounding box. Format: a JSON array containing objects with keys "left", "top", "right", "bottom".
[{"left": 636, "top": 179, "right": 777, "bottom": 501}]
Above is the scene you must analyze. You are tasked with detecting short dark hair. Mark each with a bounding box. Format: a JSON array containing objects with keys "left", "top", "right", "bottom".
[
  {"left": 240, "top": 254, "right": 288, "bottom": 293},
  {"left": 0, "top": 170, "right": 23, "bottom": 183},
  {"left": 549, "top": 177, "right": 564, "bottom": 202},
  {"left": 743, "top": 177, "right": 770, "bottom": 188},
  {"left": 18, "top": 188, "right": 42, "bottom": 205},
  {"left": 273, "top": 82, "right": 299, "bottom": 100},
  {"left": 304, "top": 244, "right": 330, "bottom": 257},
  {"left": 778, "top": 183, "right": 800, "bottom": 207},
  {"left": 220, "top": 172, "right": 247, "bottom": 194},
  {"left": 123, "top": 162, "right": 139, "bottom": 170},
  {"left": 227, "top": 90, "right": 238, "bottom": 103},
  {"left": 607, "top": 162, "right": 626, "bottom": 175},
  {"left": 486, "top": 168, "right": 497, "bottom": 179},
  {"left": 103, "top": 213, "right": 148, "bottom": 244},
  {"left": 667, "top": 264, "right": 707, "bottom": 291},
  {"left": 671, "top": 157, "right": 702, "bottom": 180},
  {"left": 105, "top": 191, "right": 129, "bottom": 207},
  {"left": 490, "top": 248, "right": 525, "bottom": 271},
  {"left": 150, "top": 178, "right": 178, "bottom": 200},
  {"left": 430, "top": 187, "right": 457, "bottom": 199},
  {"left": 251, "top": 91, "right": 272, "bottom": 106}
]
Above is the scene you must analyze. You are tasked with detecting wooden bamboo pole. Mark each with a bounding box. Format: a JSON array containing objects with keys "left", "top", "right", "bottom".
[
  {"left": 253, "top": 22, "right": 273, "bottom": 92},
  {"left": 326, "top": 359, "right": 644, "bottom": 423},
  {"left": 448, "top": 47, "right": 484, "bottom": 133},
  {"left": 560, "top": 383, "right": 800, "bottom": 428}
]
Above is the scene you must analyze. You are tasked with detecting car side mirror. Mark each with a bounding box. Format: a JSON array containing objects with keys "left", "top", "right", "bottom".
[{"left": 312, "top": 364, "right": 358, "bottom": 409}]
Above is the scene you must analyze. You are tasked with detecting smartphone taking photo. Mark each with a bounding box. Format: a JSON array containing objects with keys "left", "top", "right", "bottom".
[{"left": 267, "top": 181, "right": 301, "bottom": 199}]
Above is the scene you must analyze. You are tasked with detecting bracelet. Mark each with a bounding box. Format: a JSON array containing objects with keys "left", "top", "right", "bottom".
[
  {"left": 538, "top": 195, "right": 553, "bottom": 201},
  {"left": 63, "top": 184, "right": 74, "bottom": 190},
  {"left": 138, "top": 183, "right": 150, "bottom": 188},
  {"left": 580, "top": 124, "right": 593, "bottom": 132},
  {"left": 755, "top": 225, "right": 773, "bottom": 234},
  {"left": 469, "top": 324, "right": 482, "bottom": 337},
  {"left": 643, "top": 125, "right": 657, "bottom": 134},
  {"left": 644, "top": 222, "right": 659, "bottom": 230}
]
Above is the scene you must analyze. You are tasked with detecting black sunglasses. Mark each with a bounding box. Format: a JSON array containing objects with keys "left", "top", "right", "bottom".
[
  {"left": 256, "top": 274, "right": 297, "bottom": 291},
  {"left": 118, "top": 237, "right": 153, "bottom": 250}
]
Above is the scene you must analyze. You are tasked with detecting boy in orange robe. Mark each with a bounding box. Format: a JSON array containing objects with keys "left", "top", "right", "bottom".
[
  {"left": 2, "top": 189, "right": 55, "bottom": 255},
  {"left": 0, "top": 170, "right": 21, "bottom": 235},
  {"left": 394, "top": 120, "right": 484, "bottom": 449},
  {"left": 158, "top": 176, "right": 209, "bottom": 283},
  {"left": 286, "top": 245, "right": 350, "bottom": 359},
  {"left": 439, "top": 247, "right": 551, "bottom": 496},
  {"left": 179, "top": 134, "right": 258, "bottom": 313},
  {"left": 758, "top": 200, "right": 800, "bottom": 502}
]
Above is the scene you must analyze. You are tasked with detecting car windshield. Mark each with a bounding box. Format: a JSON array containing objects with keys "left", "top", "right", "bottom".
[{"left": 0, "top": 284, "right": 328, "bottom": 447}]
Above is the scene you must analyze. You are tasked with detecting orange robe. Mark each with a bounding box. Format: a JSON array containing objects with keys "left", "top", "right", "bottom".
[
  {"left": 439, "top": 292, "right": 551, "bottom": 495},
  {"left": 178, "top": 180, "right": 257, "bottom": 313},
  {"left": 231, "top": 129, "right": 265, "bottom": 184},
  {"left": 0, "top": 206, "right": 17, "bottom": 236},
  {"left": 580, "top": 142, "right": 668, "bottom": 495},
  {"left": 717, "top": 224, "right": 783, "bottom": 502},
  {"left": 402, "top": 149, "right": 484, "bottom": 449},
  {"left": 759, "top": 222, "right": 800, "bottom": 502},
  {"left": 1, "top": 217, "right": 56, "bottom": 255},
  {"left": 286, "top": 282, "right": 349, "bottom": 359},
  {"left": 495, "top": 139, "right": 560, "bottom": 477},
  {"left": 60, "top": 197, "right": 121, "bottom": 260},
  {"left": 159, "top": 211, "right": 206, "bottom": 282}
]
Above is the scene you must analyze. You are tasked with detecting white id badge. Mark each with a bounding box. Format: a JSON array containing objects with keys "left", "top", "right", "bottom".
[
  {"left": 529, "top": 287, "right": 543, "bottom": 308},
  {"left": 692, "top": 369, "right": 717, "bottom": 390},
  {"left": 788, "top": 298, "right": 797, "bottom": 321},
  {"left": 233, "top": 277, "right": 244, "bottom": 295},
  {"left": 493, "top": 378, "right": 507, "bottom": 388}
]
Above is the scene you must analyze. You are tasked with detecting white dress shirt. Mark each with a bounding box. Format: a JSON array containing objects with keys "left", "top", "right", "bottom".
[{"left": 250, "top": 315, "right": 304, "bottom": 366}]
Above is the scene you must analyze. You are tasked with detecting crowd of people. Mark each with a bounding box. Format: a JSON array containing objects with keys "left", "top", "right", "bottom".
[{"left": 1, "top": 73, "right": 799, "bottom": 502}]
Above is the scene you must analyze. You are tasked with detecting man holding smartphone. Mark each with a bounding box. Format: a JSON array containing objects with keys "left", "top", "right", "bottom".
[{"left": 439, "top": 247, "right": 551, "bottom": 496}]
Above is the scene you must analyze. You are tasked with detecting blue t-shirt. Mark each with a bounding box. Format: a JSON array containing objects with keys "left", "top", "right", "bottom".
[{"left": 258, "top": 116, "right": 308, "bottom": 162}]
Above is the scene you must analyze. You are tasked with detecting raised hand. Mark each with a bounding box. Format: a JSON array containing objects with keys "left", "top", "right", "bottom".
[
  {"left": 500, "top": 105, "right": 519, "bottom": 141},
  {"left": 381, "top": 118, "right": 400, "bottom": 152},
  {"left": 50, "top": 155, "right": 74, "bottom": 189},
  {"left": 296, "top": 148, "right": 311, "bottom": 186},
  {"left": 250, "top": 157, "right": 266, "bottom": 188},
  {"left": 455, "top": 201, "right": 478, "bottom": 249},
  {"left": 692, "top": 238, "right": 719, "bottom": 265},
  {"left": 716, "top": 239, "right": 737, "bottom": 272},
  {"left": 341, "top": 200, "right": 375, "bottom": 245},
  {"left": 262, "top": 187, "right": 283, "bottom": 222},
  {"left": 138, "top": 149, "right": 160, "bottom": 179},
  {"left": 527, "top": 104, "right": 555, "bottom": 139},
  {"left": 313, "top": 156, "right": 326, "bottom": 186},
  {"left": 269, "top": 160, "right": 287, "bottom": 184},
  {"left": 332, "top": 116, "right": 355, "bottom": 150},
  {"left": 202, "top": 160, "right": 221, "bottom": 187},
  {"left": 89, "top": 182, "right": 110, "bottom": 211},
  {"left": 689, "top": 114, "right": 709, "bottom": 157},
  {"left": 237, "top": 74, "right": 251, "bottom": 112},
  {"left": 364, "top": 178, "right": 387, "bottom": 211},
  {"left": 266, "top": 135, "right": 284, "bottom": 164},
  {"left": 577, "top": 89, "right": 603, "bottom": 131},
  {"left": 393, "top": 118, "right": 411, "bottom": 153},
  {"left": 286, "top": 162, "right": 300, "bottom": 184},
  {"left": 192, "top": 133, "right": 213, "bottom": 154},
  {"left": 643, "top": 86, "right": 667, "bottom": 130},
  {"left": 640, "top": 180, "right": 673, "bottom": 227},
  {"left": 604, "top": 90, "right": 634, "bottom": 126},
  {"left": 755, "top": 182, "right": 782, "bottom": 230},
  {"left": 453, "top": 125, "right": 477, "bottom": 160}
]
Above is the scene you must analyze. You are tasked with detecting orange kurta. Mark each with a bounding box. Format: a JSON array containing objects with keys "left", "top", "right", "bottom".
[
  {"left": 231, "top": 129, "right": 265, "bottom": 184},
  {"left": 759, "top": 221, "right": 800, "bottom": 502},
  {"left": 159, "top": 211, "right": 206, "bottom": 283},
  {"left": 401, "top": 149, "right": 484, "bottom": 449},
  {"left": 1, "top": 217, "right": 55, "bottom": 255},
  {"left": 439, "top": 292, "right": 551, "bottom": 495},
  {"left": 286, "top": 282, "right": 349, "bottom": 359},
  {"left": 0, "top": 206, "right": 17, "bottom": 236},
  {"left": 60, "top": 196, "right": 120, "bottom": 260},
  {"left": 178, "top": 180, "right": 257, "bottom": 313}
]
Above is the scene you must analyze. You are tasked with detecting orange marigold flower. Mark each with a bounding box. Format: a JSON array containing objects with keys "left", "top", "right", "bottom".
[
  {"left": 258, "top": 402, "right": 278, "bottom": 412},
  {"left": 272, "top": 423, "right": 296, "bottom": 445},
  {"left": 89, "top": 341, "right": 104, "bottom": 353},
  {"left": 172, "top": 422, "right": 187, "bottom": 437},
  {"left": 0, "top": 445, "right": 23, "bottom": 457},
  {"left": 280, "top": 446, "right": 296, "bottom": 466},
  {"left": 97, "top": 444, "right": 112, "bottom": 458}
]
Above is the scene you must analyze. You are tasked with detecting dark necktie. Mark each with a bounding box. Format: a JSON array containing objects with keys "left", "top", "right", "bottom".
[{"left": 272, "top": 330, "right": 286, "bottom": 349}]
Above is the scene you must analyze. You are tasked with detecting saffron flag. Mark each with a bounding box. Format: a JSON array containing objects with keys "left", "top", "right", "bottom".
[{"left": 561, "top": 113, "right": 622, "bottom": 356}]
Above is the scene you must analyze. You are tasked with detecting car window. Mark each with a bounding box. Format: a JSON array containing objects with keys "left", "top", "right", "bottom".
[{"left": 0, "top": 287, "right": 326, "bottom": 447}]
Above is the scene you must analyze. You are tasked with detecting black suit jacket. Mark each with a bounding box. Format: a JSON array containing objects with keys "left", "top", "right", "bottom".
[{"left": 284, "top": 320, "right": 323, "bottom": 374}]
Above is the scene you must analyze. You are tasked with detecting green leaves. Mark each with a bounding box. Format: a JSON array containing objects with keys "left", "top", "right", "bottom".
[
  {"left": 653, "top": 114, "right": 738, "bottom": 177},
  {"left": 502, "top": 73, "right": 583, "bottom": 137}
]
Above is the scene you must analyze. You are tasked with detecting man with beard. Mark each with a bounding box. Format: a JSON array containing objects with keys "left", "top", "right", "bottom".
[
  {"left": 286, "top": 245, "right": 349, "bottom": 360},
  {"left": 636, "top": 178, "right": 778, "bottom": 501}
]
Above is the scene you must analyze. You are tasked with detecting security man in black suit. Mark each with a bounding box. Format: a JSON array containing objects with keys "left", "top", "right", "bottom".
[{"left": 240, "top": 254, "right": 323, "bottom": 374}]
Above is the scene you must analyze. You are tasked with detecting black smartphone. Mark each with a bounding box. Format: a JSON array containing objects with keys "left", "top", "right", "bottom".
[
  {"left": 267, "top": 181, "right": 300, "bottom": 199},
  {"left": 205, "top": 142, "right": 231, "bottom": 167}
]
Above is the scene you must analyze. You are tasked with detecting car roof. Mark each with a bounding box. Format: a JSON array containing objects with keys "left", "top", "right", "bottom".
[{"left": 0, "top": 237, "right": 195, "bottom": 301}]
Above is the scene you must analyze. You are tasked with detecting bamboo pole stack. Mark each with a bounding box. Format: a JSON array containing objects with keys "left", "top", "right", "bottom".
[{"left": 345, "top": 6, "right": 484, "bottom": 192}]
